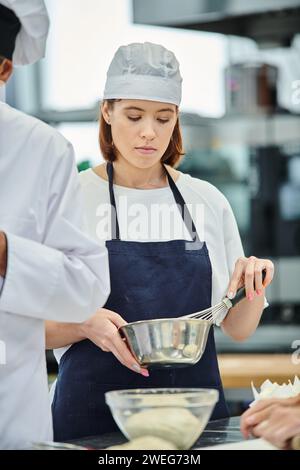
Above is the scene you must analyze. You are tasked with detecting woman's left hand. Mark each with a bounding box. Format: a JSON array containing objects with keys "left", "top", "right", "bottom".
[{"left": 227, "top": 256, "right": 274, "bottom": 301}]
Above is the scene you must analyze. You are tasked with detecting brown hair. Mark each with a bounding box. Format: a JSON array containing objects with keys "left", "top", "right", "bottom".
[{"left": 99, "top": 99, "right": 185, "bottom": 167}]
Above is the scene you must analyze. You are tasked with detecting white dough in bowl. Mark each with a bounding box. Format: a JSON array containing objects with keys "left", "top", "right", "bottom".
[
  {"left": 125, "top": 407, "right": 202, "bottom": 449},
  {"left": 140, "top": 394, "right": 188, "bottom": 407},
  {"left": 182, "top": 344, "right": 198, "bottom": 358},
  {"left": 106, "top": 435, "right": 178, "bottom": 450}
]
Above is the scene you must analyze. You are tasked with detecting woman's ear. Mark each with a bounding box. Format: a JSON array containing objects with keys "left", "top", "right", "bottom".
[
  {"left": 101, "top": 101, "right": 111, "bottom": 125},
  {"left": 0, "top": 58, "right": 13, "bottom": 83}
]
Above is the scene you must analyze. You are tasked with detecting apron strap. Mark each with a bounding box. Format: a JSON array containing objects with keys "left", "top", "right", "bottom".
[
  {"left": 165, "top": 168, "right": 199, "bottom": 242},
  {"left": 106, "top": 162, "right": 120, "bottom": 240},
  {"left": 106, "top": 162, "right": 199, "bottom": 241}
]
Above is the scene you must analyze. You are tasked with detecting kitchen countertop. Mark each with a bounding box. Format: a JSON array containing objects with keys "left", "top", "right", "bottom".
[
  {"left": 71, "top": 416, "right": 244, "bottom": 450},
  {"left": 218, "top": 353, "right": 300, "bottom": 388}
]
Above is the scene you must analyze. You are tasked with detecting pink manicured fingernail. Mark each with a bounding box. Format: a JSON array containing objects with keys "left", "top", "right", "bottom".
[
  {"left": 141, "top": 370, "right": 149, "bottom": 377},
  {"left": 248, "top": 293, "right": 254, "bottom": 301},
  {"left": 227, "top": 291, "right": 235, "bottom": 300},
  {"left": 132, "top": 364, "right": 141, "bottom": 373}
]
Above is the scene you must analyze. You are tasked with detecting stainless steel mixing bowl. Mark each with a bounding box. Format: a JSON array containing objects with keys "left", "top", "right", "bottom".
[{"left": 119, "top": 318, "right": 211, "bottom": 368}]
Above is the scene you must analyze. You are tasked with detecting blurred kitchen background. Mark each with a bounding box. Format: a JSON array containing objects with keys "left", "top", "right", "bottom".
[{"left": 5, "top": 0, "right": 300, "bottom": 414}]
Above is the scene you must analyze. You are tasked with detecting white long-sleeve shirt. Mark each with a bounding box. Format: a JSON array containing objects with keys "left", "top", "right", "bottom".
[{"left": 0, "top": 103, "right": 110, "bottom": 449}]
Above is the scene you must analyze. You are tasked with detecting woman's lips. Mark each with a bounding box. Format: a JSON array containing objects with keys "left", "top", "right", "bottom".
[{"left": 135, "top": 147, "right": 157, "bottom": 155}]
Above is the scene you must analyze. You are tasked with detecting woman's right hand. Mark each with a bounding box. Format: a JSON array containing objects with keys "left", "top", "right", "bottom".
[{"left": 81, "top": 308, "right": 149, "bottom": 377}]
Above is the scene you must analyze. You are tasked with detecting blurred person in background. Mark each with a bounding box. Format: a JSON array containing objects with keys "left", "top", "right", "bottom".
[{"left": 0, "top": 0, "right": 110, "bottom": 449}]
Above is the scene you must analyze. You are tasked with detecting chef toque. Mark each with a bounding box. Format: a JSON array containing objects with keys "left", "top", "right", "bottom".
[
  {"left": 0, "top": 0, "right": 49, "bottom": 65},
  {"left": 103, "top": 42, "right": 182, "bottom": 106}
]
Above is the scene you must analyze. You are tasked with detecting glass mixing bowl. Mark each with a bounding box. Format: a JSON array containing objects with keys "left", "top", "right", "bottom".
[{"left": 105, "top": 388, "right": 219, "bottom": 450}]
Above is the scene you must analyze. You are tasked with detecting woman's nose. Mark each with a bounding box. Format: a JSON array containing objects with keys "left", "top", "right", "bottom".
[{"left": 140, "top": 121, "right": 156, "bottom": 140}]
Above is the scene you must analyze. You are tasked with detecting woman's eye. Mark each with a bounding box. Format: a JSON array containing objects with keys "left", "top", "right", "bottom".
[
  {"left": 158, "top": 119, "right": 169, "bottom": 124},
  {"left": 128, "top": 116, "right": 141, "bottom": 121}
]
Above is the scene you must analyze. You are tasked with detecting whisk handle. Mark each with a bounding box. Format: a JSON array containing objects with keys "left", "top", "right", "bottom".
[
  {"left": 230, "top": 269, "right": 266, "bottom": 308},
  {"left": 230, "top": 286, "right": 246, "bottom": 307}
]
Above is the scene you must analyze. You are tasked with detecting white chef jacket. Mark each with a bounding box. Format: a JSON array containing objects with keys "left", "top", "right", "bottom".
[{"left": 0, "top": 102, "right": 110, "bottom": 449}]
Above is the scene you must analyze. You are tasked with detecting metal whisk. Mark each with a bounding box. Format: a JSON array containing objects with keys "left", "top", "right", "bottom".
[
  {"left": 181, "top": 271, "right": 266, "bottom": 324},
  {"left": 181, "top": 295, "right": 235, "bottom": 324}
]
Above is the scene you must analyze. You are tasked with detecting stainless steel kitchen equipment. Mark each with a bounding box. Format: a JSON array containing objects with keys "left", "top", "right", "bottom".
[
  {"left": 120, "top": 318, "right": 211, "bottom": 368},
  {"left": 181, "top": 288, "right": 245, "bottom": 322},
  {"left": 224, "top": 63, "right": 279, "bottom": 115},
  {"left": 133, "top": 0, "right": 300, "bottom": 48}
]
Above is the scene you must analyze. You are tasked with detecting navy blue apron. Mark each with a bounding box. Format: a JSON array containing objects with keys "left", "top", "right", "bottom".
[{"left": 52, "top": 163, "right": 229, "bottom": 441}]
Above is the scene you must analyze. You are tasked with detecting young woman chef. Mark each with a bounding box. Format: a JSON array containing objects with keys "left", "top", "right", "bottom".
[{"left": 46, "top": 42, "right": 274, "bottom": 441}]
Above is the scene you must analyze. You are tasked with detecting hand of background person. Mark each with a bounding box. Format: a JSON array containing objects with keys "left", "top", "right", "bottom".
[
  {"left": 240, "top": 395, "right": 300, "bottom": 448},
  {"left": 81, "top": 307, "right": 149, "bottom": 377}
]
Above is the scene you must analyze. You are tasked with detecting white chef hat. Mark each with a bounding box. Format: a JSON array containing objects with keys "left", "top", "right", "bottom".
[
  {"left": 0, "top": 0, "right": 49, "bottom": 66},
  {"left": 103, "top": 42, "right": 182, "bottom": 106}
]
